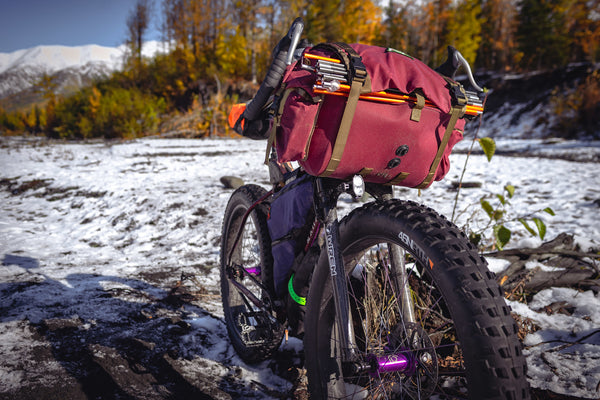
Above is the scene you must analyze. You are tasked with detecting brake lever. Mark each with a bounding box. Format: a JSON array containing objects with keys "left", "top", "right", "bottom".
[{"left": 453, "top": 50, "right": 484, "bottom": 93}]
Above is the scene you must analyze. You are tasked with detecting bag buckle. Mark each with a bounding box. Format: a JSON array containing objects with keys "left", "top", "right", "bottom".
[
  {"left": 349, "top": 55, "right": 367, "bottom": 82},
  {"left": 449, "top": 83, "right": 468, "bottom": 106}
]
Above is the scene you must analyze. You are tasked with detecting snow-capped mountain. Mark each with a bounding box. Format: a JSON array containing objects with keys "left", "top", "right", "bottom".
[
  {"left": 0, "top": 42, "right": 164, "bottom": 103},
  {"left": 0, "top": 44, "right": 124, "bottom": 75}
]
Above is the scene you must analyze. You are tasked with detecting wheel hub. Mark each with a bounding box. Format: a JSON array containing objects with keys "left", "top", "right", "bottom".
[
  {"left": 344, "top": 323, "right": 439, "bottom": 398},
  {"left": 369, "top": 351, "right": 417, "bottom": 377}
]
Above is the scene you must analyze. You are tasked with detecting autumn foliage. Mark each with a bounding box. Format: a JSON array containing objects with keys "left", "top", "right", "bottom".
[{"left": 0, "top": 0, "right": 598, "bottom": 139}]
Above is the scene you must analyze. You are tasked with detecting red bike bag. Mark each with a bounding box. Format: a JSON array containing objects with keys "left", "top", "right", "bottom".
[{"left": 268, "top": 43, "right": 470, "bottom": 188}]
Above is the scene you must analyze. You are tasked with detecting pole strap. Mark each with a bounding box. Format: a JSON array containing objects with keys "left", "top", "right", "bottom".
[
  {"left": 317, "top": 43, "right": 370, "bottom": 177},
  {"left": 410, "top": 90, "right": 425, "bottom": 122}
]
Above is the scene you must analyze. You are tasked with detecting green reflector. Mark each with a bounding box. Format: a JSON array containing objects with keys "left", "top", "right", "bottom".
[{"left": 288, "top": 274, "right": 306, "bottom": 306}]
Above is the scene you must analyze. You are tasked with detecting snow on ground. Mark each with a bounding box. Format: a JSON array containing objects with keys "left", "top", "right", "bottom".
[{"left": 0, "top": 135, "right": 599, "bottom": 398}]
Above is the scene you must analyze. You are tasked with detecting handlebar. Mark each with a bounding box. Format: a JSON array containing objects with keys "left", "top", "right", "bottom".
[
  {"left": 243, "top": 18, "right": 305, "bottom": 121},
  {"left": 455, "top": 51, "right": 484, "bottom": 92},
  {"left": 436, "top": 46, "right": 484, "bottom": 93}
]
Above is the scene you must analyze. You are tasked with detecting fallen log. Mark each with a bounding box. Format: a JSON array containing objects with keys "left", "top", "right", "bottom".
[{"left": 485, "top": 233, "right": 600, "bottom": 297}]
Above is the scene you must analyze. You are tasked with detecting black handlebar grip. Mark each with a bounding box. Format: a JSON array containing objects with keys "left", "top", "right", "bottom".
[
  {"left": 243, "top": 18, "right": 304, "bottom": 122},
  {"left": 435, "top": 46, "right": 460, "bottom": 79},
  {"left": 243, "top": 48, "right": 289, "bottom": 121}
]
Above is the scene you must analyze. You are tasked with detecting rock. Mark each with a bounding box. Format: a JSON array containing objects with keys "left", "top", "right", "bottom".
[
  {"left": 41, "top": 316, "right": 84, "bottom": 331},
  {"left": 451, "top": 181, "right": 483, "bottom": 189},
  {"left": 219, "top": 176, "right": 244, "bottom": 189}
]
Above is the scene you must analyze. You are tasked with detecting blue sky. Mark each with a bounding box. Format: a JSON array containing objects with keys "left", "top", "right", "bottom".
[{"left": 0, "top": 0, "right": 162, "bottom": 53}]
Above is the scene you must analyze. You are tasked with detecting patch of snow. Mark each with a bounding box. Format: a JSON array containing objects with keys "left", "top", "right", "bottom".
[
  {"left": 508, "top": 289, "right": 600, "bottom": 398},
  {"left": 486, "top": 258, "right": 511, "bottom": 274},
  {"left": 525, "top": 260, "right": 566, "bottom": 272}
]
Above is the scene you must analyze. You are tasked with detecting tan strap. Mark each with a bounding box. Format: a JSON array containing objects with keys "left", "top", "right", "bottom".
[
  {"left": 264, "top": 88, "right": 291, "bottom": 164},
  {"left": 313, "top": 43, "right": 372, "bottom": 93},
  {"left": 359, "top": 167, "right": 373, "bottom": 176},
  {"left": 320, "top": 77, "right": 363, "bottom": 177},
  {"left": 388, "top": 172, "right": 410, "bottom": 185},
  {"left": 416, "top": 105, "right": 464, "bottom": 189},
  {"left": 264, "top": 128, "right": 277, "bottom": 165},
  {"left": 410, "top": 90, "right": 425, "bottom": 122},
  {"left": 317, "top": 43, "right": 370, "bottom": 177}
]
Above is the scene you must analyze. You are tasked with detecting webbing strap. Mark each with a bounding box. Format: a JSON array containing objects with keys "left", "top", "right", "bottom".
[
  {"left": 388, "top": 172, "right": 410, "bottom": 185},
  {"left": 320, "top": 77, "right": 363, "bottom": 177},
  {"left": 416, "top": 105, "right": 464, "bottom": 189},
  {"left": 264, "top": 87, "right": 295, "bottom": 165},
  {"left": 410, "top": 90, "right": 425, "bottom": 122},
  {"left": 312, "top": 43, "right": 371, "bottom": 93},
  {"left": 359, "top": 167, "right": 373, "bottom": 176}
]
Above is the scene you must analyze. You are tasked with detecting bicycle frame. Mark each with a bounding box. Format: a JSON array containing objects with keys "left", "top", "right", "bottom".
[{"left": 224, "top": 171, "right": 418, "bottom": 370}]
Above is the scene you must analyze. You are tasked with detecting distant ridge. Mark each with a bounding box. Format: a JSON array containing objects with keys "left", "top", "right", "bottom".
[
  {"left": 0, "top": 41, "right": 165, "bottom": 106},
  {"left": 0, "top": 41, "right": 164, "bottom": 74},
  {"left": 0, "top": 44, "right": 123, "bottom": 75}
]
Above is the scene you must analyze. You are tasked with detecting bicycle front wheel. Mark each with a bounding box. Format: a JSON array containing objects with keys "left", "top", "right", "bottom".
[{"left": 304, "top": 200, "right": 529, "bottom": 399}]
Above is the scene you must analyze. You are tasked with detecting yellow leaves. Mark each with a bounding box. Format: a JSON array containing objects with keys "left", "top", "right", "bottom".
[
  {"left": 216, "top": 30, "right": 249, "bottom": 77},
  {"left": 307, "top": 0, "right": 381, "bottom": 44},
  {"left": 551, "top": 69, "right": 600, "bottom": 136},
  {"left": 77, "top": 117, "right": 93, "bottom": 139},
  {"left": 88, "top": 87, "right": 101, "bottom": 117},
  {"left": 175, "top": 79, "right": 186, "bottom": 92},
  {"left": 444, "top": 0, "right": 483, "bottom": 66},
  {"left": 338, "top": 0, "right": 382, "bottom": 44}
]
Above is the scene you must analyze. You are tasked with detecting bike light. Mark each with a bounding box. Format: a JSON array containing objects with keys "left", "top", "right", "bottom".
[{"left": 352, "top": 175, "right": 365, "bottom": 198}]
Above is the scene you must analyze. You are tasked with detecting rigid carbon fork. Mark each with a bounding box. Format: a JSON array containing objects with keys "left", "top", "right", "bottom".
[{"left": 314, "top": 178, "right": 357, "bottom": 363}]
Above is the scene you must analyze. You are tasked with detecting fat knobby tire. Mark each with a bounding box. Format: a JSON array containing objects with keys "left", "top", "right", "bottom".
[{"left": 304, "top": 199, "right": 530, "bottom": 400}]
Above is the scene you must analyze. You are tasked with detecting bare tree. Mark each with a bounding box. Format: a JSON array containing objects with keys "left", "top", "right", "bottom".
[{"left": 127, "top": 0, "right": 153, "bottom": 68}]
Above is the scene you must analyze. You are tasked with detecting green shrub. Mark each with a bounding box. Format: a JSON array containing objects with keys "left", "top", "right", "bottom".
[{"left": 51, "top": 85, "right": 165, "bottom": 139}]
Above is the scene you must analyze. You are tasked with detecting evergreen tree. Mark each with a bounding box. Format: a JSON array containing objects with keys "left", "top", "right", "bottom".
[{"left": 517, "top": 0, "right": 570, "bottom": 69}]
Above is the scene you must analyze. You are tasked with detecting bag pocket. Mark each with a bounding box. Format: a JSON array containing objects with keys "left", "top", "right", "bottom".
[{"left": 276, "top": 89, "right": 321, "bottom": 163}]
